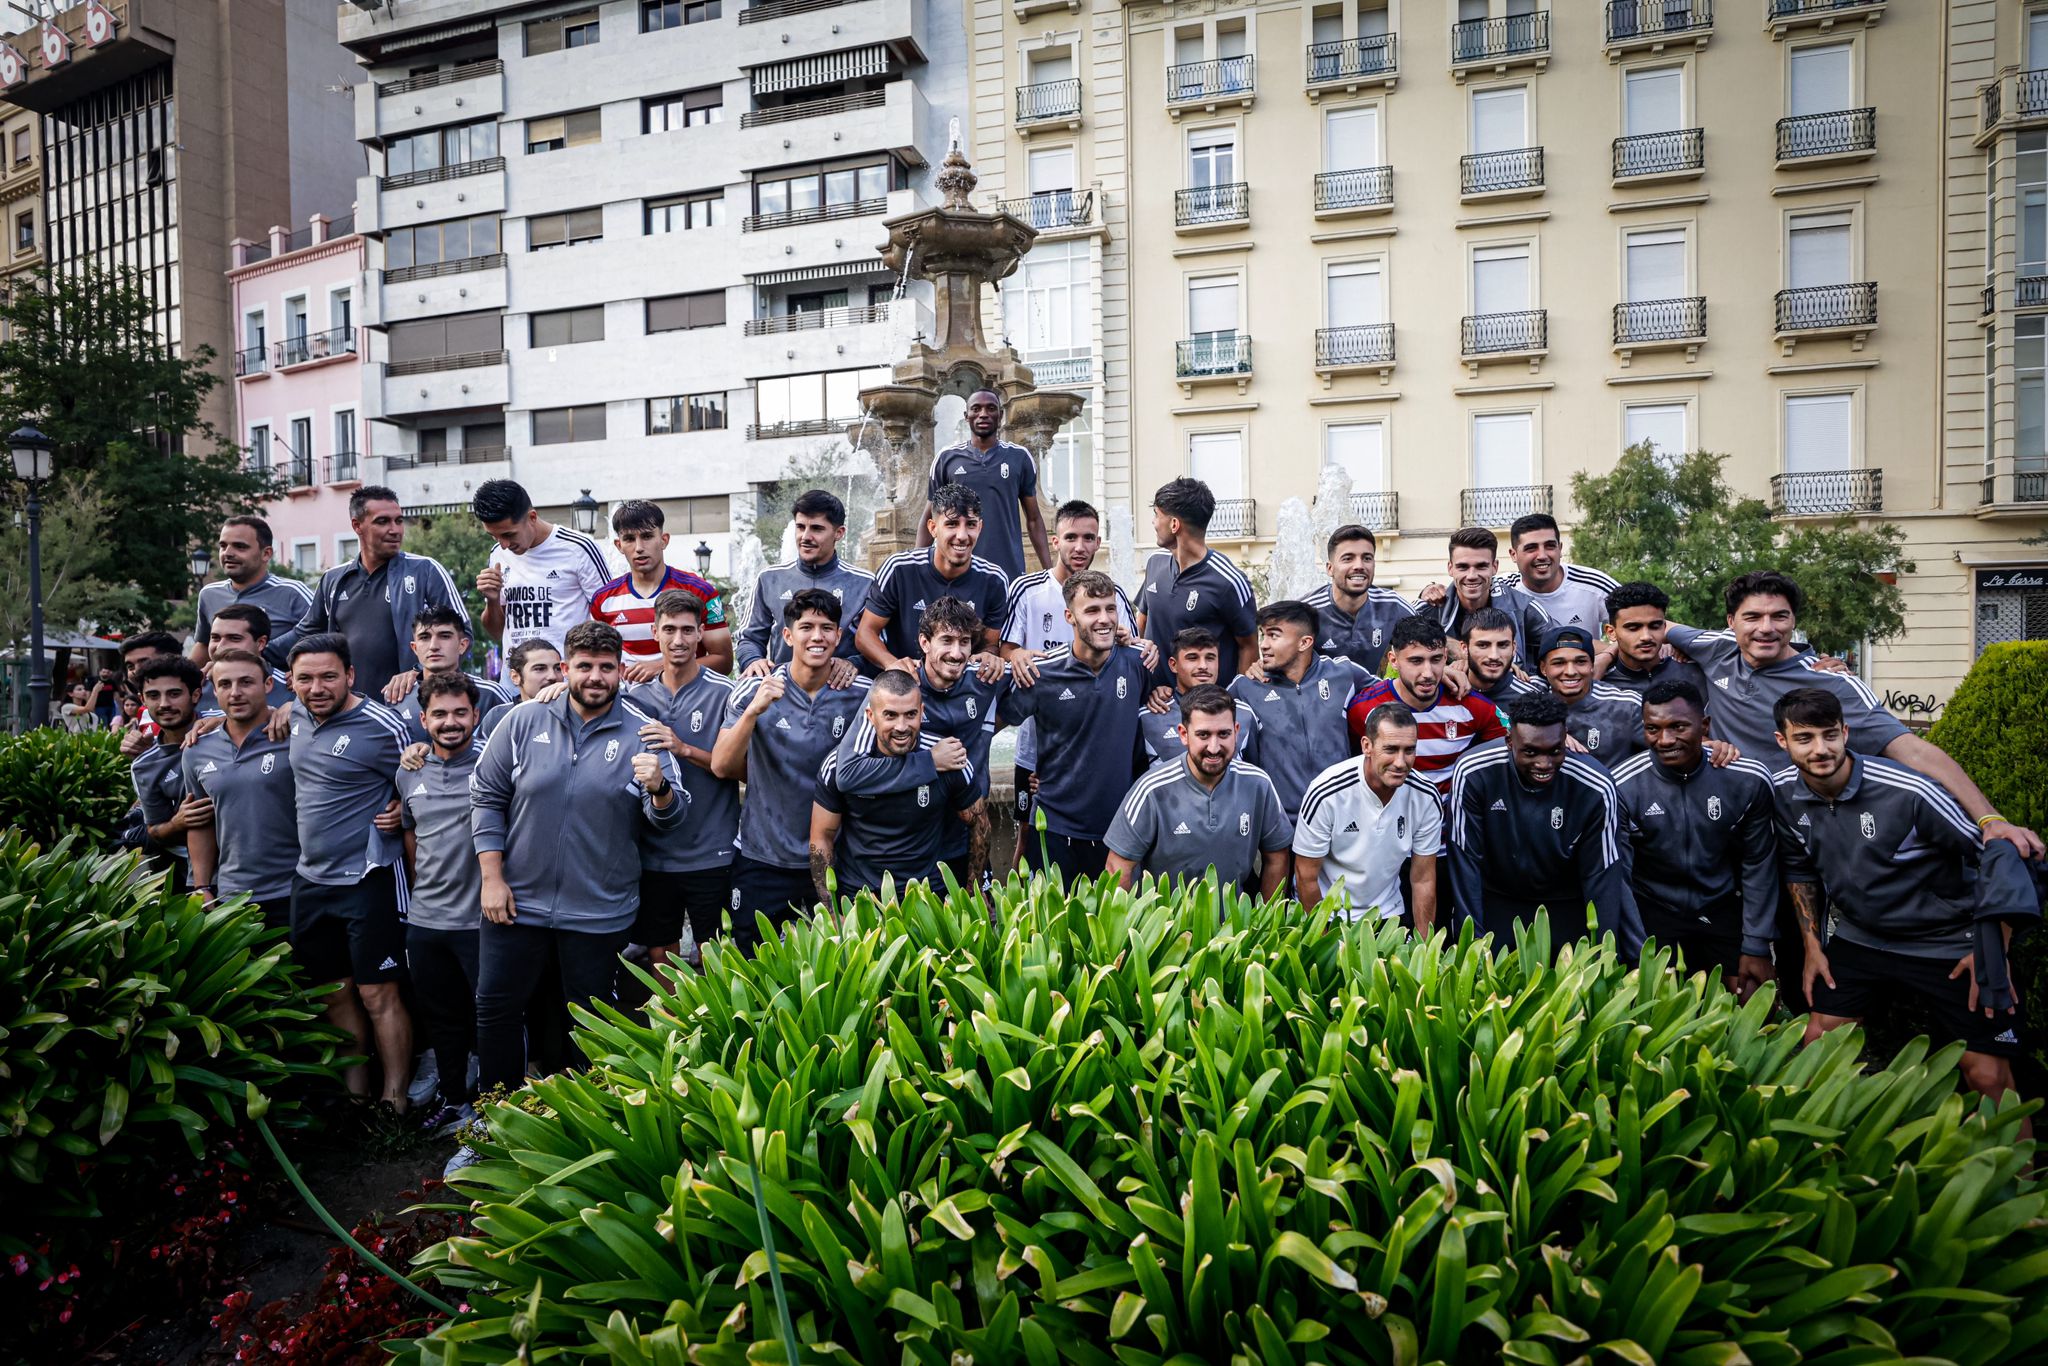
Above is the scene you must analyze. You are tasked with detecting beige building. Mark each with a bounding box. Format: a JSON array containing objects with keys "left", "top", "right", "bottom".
[
  {"left": 971, "top": 0, "right": 2048, "bottom": 714},
  {"left": 0, "top": 99, "right": 42, "bottom": 331}
]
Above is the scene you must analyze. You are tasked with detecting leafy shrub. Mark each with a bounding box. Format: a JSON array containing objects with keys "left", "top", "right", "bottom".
[
  {"left": 1928, "top": 640, "right": 2048, "bottom": 836},
  {"left": 399, "top": 878, "right": 2048, "bottom": 1364},
  {"left": 0, "top": 726, "right": 133, "bottom": 848},
  {"left": 0, "top": 834, "right": 347, "bottom": 1224}
]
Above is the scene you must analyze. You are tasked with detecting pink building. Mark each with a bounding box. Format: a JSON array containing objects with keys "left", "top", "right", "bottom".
[{"left": 229, "top": 213, "right": 366, "bottom": 575}]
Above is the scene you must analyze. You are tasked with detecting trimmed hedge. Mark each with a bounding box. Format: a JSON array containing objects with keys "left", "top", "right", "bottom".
[
  {"left": 0, "top": 726, "right": 134, "bottom": 849},
  {"left": 401, "top": 878, "right": 2048, "bottom": 1364},
  {"left": 1927, "top": 641, "right": 2048, "bottom": 836}
]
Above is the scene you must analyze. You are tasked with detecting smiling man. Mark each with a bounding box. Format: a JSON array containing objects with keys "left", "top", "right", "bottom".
[
  {"left": 589, "top": 498, "right": 733, "bottom": 681},
  {"left": 1293, "top": 701, "right": 1443, "bottom": 930},
  {"left": 1495, "top": 513, "right": 1620, "bottom": 635},
  {"left": 293, "top": 486, "right": 470, "bottom": 698},
  {"left": 1505, "top": 624, "right": 1648, "bottom": 768},
  {"left": 473, "top": 478, "right": 612, "bottom": 655},
  {"left": 916, "top": 388, "right": 1051, "bottom": 581},
  {"left": 183, "top": 649, "right": 298, "bottom": 927},
  {"left": 735, "top": 489, "right": 874, "bottom": 676},
  {"left": 1229, "top": 599, "right": 1368, "bottom": 817},
  {"left": 191, "top": 516, "right": 312, "bottom": 671},
  {"left": 1304, "top": 524, "right": 1415, "bottom": 675},
  {"left": 860, "top": 482, "right": 1010, "bottom": 673}
]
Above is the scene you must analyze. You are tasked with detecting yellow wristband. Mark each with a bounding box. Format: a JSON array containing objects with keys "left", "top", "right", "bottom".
[{"left": 1977, "top": 813, "right": 2006, "bottom": 829}]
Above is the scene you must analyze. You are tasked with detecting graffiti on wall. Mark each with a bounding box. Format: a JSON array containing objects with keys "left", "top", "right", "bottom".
[{"left": 1883, "top": 689, "right": 1945, "bottom": 718}]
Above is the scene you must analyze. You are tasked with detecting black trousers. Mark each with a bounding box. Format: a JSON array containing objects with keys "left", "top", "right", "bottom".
[
  {"left": 405, "top": 924, "right": 479, "bottom": 1104},
  {"left": 1038, "top": 831, "right": 1109, "bottom": 883},
  {"left": 475, "top": 920, "right": 628, "bottom": 1095},
  {"left": 731, "top": 856, "right": 815, "bottom": 952}
]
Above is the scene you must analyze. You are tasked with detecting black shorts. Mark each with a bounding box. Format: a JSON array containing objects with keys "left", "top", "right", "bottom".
[
  {"left": 730, "top": 856, "right": 815, "bottom": 948},
  {"left": 1640, "top": 904, "right": 1744, "bottom": 980},
  {"left": 1812, "top": 935, "right": 2026, "bottom": 1058},
  {"left": 1038, "top": 831, "right": 1109, "bottom": 883},
  {"left": 290, "top": 868, "right": 406, "bottom": 986},
  {"left": 635, "top": 864, "right": 736, "bottom": 946}
]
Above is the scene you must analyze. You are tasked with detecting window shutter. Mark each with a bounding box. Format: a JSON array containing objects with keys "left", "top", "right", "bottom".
[
  {"left": 689, "top": 291, "right": 725, "bottom": 328},
  {"left": 1784, "top": 394, "right": 1851, "bottom": 474},
  {"left": 567, "top": 207, "right": 603, "bottom": 241},
  {"left": 1624, "top": 403, "right": 1687, "bottom": 461},
  {"left": 530, "top": 214, "right": 566, "bottom": 248},
  {"left": 1788, "top": 215, "right": 1851, "bottom": 288},
  {"left": 528, "top": 114, "right": 566, "bottom": 144},
  {"left": 1028, "top": 146, "right": 1075, "bottom": 193},
  {"left": 1325, "top": 262, "right": 1383, "bottom": 327},
  {"left": 1188, "top": 278, "right": 1239, "bottom": 335},
  {"left": 1788, "top": 43, "right": 1851, "bottom": 117},
  {"left": 1623, "top": 68, "right": 1682, "bottom": 136},
  {"left": 1471, "top": 87, "right": 1525, "bottom": 154},
  {"left": 1471, "top": 246, "right": 1529, "bottom": 315},
  {"left": 1625, "top": 230, "right": 1686, "bottom": 303},
  {"left": 1324, "top": 106, "right": 1379, "bottom": 172},
  {"left": 1325, "top": 422, "right": 1385, "bottom": 490},
  {"left": 1472, "top": 413, "right": 1534, "bottom": 486},
  {"left": 1188, "top": 431, "right": 1245, "bottom": 497}
]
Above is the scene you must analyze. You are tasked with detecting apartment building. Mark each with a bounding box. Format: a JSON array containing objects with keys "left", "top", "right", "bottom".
[
  {"left": 970, "top": 0, "right": 2048, "bottom": 706},
  {"left": 0, "top": 99, "right": 42, "bottom": 328},
  {"left": 339, "top": 0, "right": 966, "bottom": 575}
]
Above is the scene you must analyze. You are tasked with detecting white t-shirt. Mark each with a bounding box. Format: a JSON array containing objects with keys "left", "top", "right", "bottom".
[
  {"left": 1292, "top": 755, "right": 1445, "bottom": 920},
  {"left": 1495, "top": 564, "right": 1620, "bottom": 635},
  {"left": 1001, "top": 569, "right": 1137, "bottom": 768},
  {"left": 488, "top": 525, "right": 613, "bottom": 653}
]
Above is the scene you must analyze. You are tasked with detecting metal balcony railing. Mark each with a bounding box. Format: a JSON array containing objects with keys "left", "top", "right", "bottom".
[
  {"left": 1984, "top": 284, "right": 1998, "bottom": 315},
  {"left": 234, "top": 344, "right": 268, "bottom": 377},
  {"left": 1770, "top": 469, "right": 1883, "bottom": 516},
  {"left": 380, "top": 156, "right": 505, "bottom": 192},
  {"left": 738, "top": 0, "right": 851, "bottom": 22},
  {"left": 1176, "top": 333, "right": 1253, "bottom": 377},
  {"left": 1451, "top": 11, "right": 1550, "bottom": 63},
  {"left": 740, "top": 88, "right": 885, "bottom": 128},
  {"left": 1347, "top": 490, "right": 1399, "bottom": 532},
  {"left": 743, "top": 304, "right": 889, "bottom": 335},
  {"left": 746, "top": 416, "right": 861, "bottom": 440},
  {"left": 1776, "top": 108, "right": 1875, "bottom": 160},
  {"left": 276, "top": 325, "right": 357, "bottom": 368},
  {"left": 1605, "top": 0, "right": 1712, "bottom": 42},
  {"left": 1016, "top": 78, "right": 1082, "bottom": 123},
  {"left": 1176, "top": 182, "right": 1249, "bottom": 226},
  {"left": 241, "top": 242, "right": 272, "bottom": 265},
  {"left": 2019, "top": 275, "right": 2048, "bottom": 308},
  {"left": 1166, "top": 55, "right": 1254, "bottom": 104},
  {"left": 1027, "top": 355, "right": 1093, "bottom": 388},
  {"left": 1767, "top": 0, "right": 1883, "bottom": 18},
  {"left": 998, "top": 189, "right": 1095, "bottom": 230},
  {"left": 287, "top": 455, "right": 315, "bottom": 489},
  {"left": 1306, "top": 34, "right": 1397, "bottom": 84},
  {"left": 1315, "top": 323, "right": 1396, "bottom": 368},
  {"left": 1775, "top": 282, "right": 1877, "bottom": 332},
  {"left": 1462, "top": 310, "right": 1548, "bottom": 355},
  {"left": 1613, "top": 297, "right": 1706, "bottom": 344},
  {"left": 1461, "top": 485, "right": 1554, "bottom": 526},
  {"left": 330, "top": 451, "right": 360, "bottom": 484},
  {"left": 742, "top": 197, "right": 887, "bottom": 231},
  {"left": 2021, "top": 471, "right": 2048, "bottom": 503},
  {"left": 2021, "top": 71, "right": 2048, "bottom": 119},
  {"left": 385, "top": 349, "right": 508, "bottom": 377},
  {"left": 377, "top": 59, "right": 503, "bottom": 97},
  {"left": 385, "top": 445, "right": 511, "bottom": 470},
  {"left": 385, "top": 253, "right": 507, "bottom": 285},
  {"left": 328, "top": 212, "right": 355, "bottom": 239},
  {"left": 1314, "top": 166, "right": 1393, "bottom": 211},
  {"left": 1209, "top": 498, "right": 1256, "bottom": 539},
  {"left": 1613, "top": 128, "right": 1704, "bottom": 178},
  {"left": 1462, "top": 146, "right": 1544, "bottom": 195}
]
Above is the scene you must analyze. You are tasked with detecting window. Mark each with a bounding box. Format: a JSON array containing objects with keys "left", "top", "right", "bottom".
[
  {"left": 1987, "top": 323, "right": 1998, "bottom": 470},
  {"left": 243, "top": 310, "right": 266, "bottom": 352},
  {"left": 285, "top": 295, "right": 309, "bottom": 341},
  {"left": 642, "top": 0, "right": 720, "bottom": 28},
  {"left": 1788, "top": 41, "right": 1852, "bottom": 117},
  {"left": 1623, "top": 402, "right": 1687, "bottom": 462},
  {"left": 248, "top": 423, "right": 271, "bottom": 472},
  {"left": 1028, "top": 145, "right": 1076, "bottom": 195},
  {"left": 1624, "top": 227, "right": 1687, "bottom": 302},
  {"left": 1623, "top": 66, "right": 1683, "bottom": 137},
  {"left": 1324, "top": 105, "right": 1381, "bottom": 171},
  {"left": 12, "top": 211, "right": 30, "bottom": 254},
  {"left": 648, "top": 392, "right": 728, "bottom": 433},
  {"left": 526, "top": 8, "right": 600, "bottom": 55},
  {"left": 385, "top": 214, "right": 499, "bottom": 270},
  {"left": 667, "top": 495, "right": 732, "bottom": 533},
  {"left": 2020, "top": 318, "right": 2046, "bottom": 467},
  {"left": 647, "top": 290, "right": 726, "bottom": 332},
  {"left": 531, "top": 305, "right": 605, "bottom": 347},
  {"left": 1187, "top": 125, "right": 1237, "bottom": 188},
  {"left": 335, "top": 535, "right": 359, "bottom": 567},
  {"left": 333, "top": 409, "right": 357, "bottom": 457},
  {"left": 533, "top": 404, "right": 608, "bottom": 445},
  {"left": 644, "top": 87, "right": 724, "bottom": 133},
  {"left": 1471, "top": 85, "right": 1528, "bottom": 154},
  {"left": 1325, "top": 259, "right": 1384, "bottom": 327},
  {"left": 1471, "top": 243, "right": 1531, "bottom": 314},
  {"left": 1472, "top": 411, "right": 1535, "bottom": 487},
  {"left": 2030, "top": 7, "right": 2048, "bottom": 70},
  {"left": 1002, "top": 238, "right": 1092, "bottom": 355},
  {"left": 753, "top": 367, "right": 889, "bottom": 427},
  {"left": 754, "top": 160, "right": 892, "bottom": 215},
  {"left": 1027, "top": 49, "right": 1075, "bottom": 86},
  {"left": 10, "top": 127, "right": 27, "bottom": 166},
  {"left": 1187, "top": 274, "right": 1240, "bottom": 339},
  {"left": 526, "top": 108, "right": 601, "bottom": 154},
  {"left": 2022, "top": 132, "right": 2047, "bottom": 279},
  {"left": 384, "top": 119, "right": 497, "bottom": 176},
  {"left": 1187, "top": 430, "right": 1246, "bottom": 499},
  {"left": 290, "top": 415, "right": 313, "bottom": 465},
  {"left": 528, "top": 207, "right": 604, "bottom": 249},
  {"left": 1325, "top": 421, "right": 1386, "bottom": 491},
  {"left": 329, "top": 286, "right": 353, "bottom": 333},
  {"left": 293, "top": 541, "right": 321, "bottom": 575},
  {"left": 387, "top": 310, "right": 503, "bottom": 362},
  {"left": 1784, "top": 393, "right": 1852, "bottom": 473},
  {"left": 1787, "top": 210, "right": 1851, "bottom": 288},
  {"left": 1045, "top": 402, "right": 1094, "bottom": 502},
  {"left": 647, "top": 191, "right": 726, "bottom": 232}
]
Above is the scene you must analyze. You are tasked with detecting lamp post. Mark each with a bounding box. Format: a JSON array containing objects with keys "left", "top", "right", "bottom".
[
  {"left": 189, "top": 542, "right": 212, "bottom": 587},
  {"left": 9, "top": 426, "right": 54, "bottom": 730},
  {"left": 694, "top": 540, "right": 713, "bottom": 576},
  {"left": 571, "top": 488, "right": 600, "bottom": 537}
]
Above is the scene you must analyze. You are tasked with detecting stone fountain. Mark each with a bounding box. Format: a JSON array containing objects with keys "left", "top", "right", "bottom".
[{"left": 851, "top": 126, "right": 1087, "bottom": 568}]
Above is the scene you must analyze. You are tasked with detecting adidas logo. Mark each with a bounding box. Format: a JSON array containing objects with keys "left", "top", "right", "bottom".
[
  {"left": 337, "top": 590, "right": 350, "bottom": 602},
  {"left": 411, "top": 782, "right": 427, "bottom": 796},
  {"left": 1645, "top": 802, "right": 1665, "bottom": 816},
  {"left": 1173, "top": 821, "right": 1191, "bottom": 835},
  {"left": 1996, "top": 1029, "right": 2020, "bottom": 1044},
  {"left": 377, "top": 957, "right": 399, "bottom": 972},
  {"left": 775, "top": 717, "right": 792, "bottom": 729},
  {"left": 1490, "top": 799, "right": 1507, "bottom": 811},
  {"left": 1263, "top": 690, "right": 1280, "bottom": 702},
  {"left": 1322, "top": 639, "right": 1338, "bottom": 649},
  {"left": 1798, "top": 813, "right": 1811, "bottom": 826},
  {"left": 199, "top": 760, "right": 219, "bottom": 774},
  {"left": 1058, "top": 688, "right": 1076, "bottom": 700},
  {"left": 912, "top": 599, "right": 927, "bottom": 612},
  {"left": 546, "top": 569, "right": 559, "bottom": 578},
  {"left": 1342, "top": 820, "right": 1360, "bottom": 833},
  {"left": 1714, "top": 677, "right": 1730, "bottom": 690},
  {"left": 780, "top": 589, "right": 792, "bottom": 600},
  {"left": 533, "top": 731, "right": 552, "bottom": 743}
]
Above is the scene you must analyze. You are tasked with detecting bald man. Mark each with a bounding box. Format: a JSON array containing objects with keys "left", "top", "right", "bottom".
[{"left": 917, "top": 388, "right": 1051, "bottom": 580}]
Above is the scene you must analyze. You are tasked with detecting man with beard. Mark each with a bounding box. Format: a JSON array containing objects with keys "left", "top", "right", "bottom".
[
  {"left": 1611, "top": 680, "right": 1777, "bottom": 998},
  {"left": 294, "top": 487, "right": 470, "bottom": 698},
  {"left": 1345, "top": 616, "right": 1507, "bottom": 796},
  {"left": 895, "top": 597, "right": 1006, "bottom": 887},
  {"left": 284, "top": 633, "right": 413, "bottom": 1109},
  {"left": 115, "top": 630, "right": 184, "bottom": 758},
  {"left": 191, "top": 516, "right": 312, "bottom": 671},
  {"left": 1230, "top": 600, "right": 1369, "bottom": 817},
  {"left": 1135, "top": 477, "right": 1258, "bottom": 684},
  {"left": 1105, "top": 685, "right": 1291, "bottom": 896},
  {"left": 1496, "top": 513, "right": 1620, "bottom": 635},
  {"left": 470, "top": 621, "right": 686, "bottom": 1095},
  {"left": 1422, "top": 527, "right": 1550, "bottom": 670},
  {"left": 131, "top": 656, "right": 206, "bottom": 886},
  {"left": 735, "top": 489, "right": 873, "bottom": 677},
  {"left": 917, "top": 388, "right": 1051, "bottom": 581},
  {"left": 183, "top": 649, "right": 297, "bottom": 928},
  {"left": 1504, "top": 624, "right": 1650, "bottom": 768},
  {"left": 1304, "top": 525, "right": 1415, "bottom": 674},
  {"left": 1459, "top": 609, "right": 1524, "bottom": 710},
  {"left": 1294, "top": 702, "right": 1443, "bottom": 931},
  {"left": 859, "top": 483, "right": 1010, "bottom": 672},
  {"left": 474, "top": 478, "right": 613, "bottom": 655},
  {"left": 1140, "top": 628, "right": 1258, "bottom": 767},
  {"left": 810, "top": 670, "right": 984, "bottom": 901},
  {"left": 1445, "top": 692, "right": 1643, "bottom": 956}
]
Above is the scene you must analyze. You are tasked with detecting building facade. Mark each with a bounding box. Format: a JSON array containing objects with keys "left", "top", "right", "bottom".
[
  {"left": 0, "top": 98, "right": 43, "bottom": 329},
  {"left": 966, "top": 0, "right": 2048, "bottom": 710},
  {"left": 229, "top": 215, "right": 367, "bottom": 574},
  {"left": 339, "top": 0, "right": 969, "bottom": 576}
]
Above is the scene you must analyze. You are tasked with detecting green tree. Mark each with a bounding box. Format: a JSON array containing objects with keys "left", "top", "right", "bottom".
[
  {"left": 1570, "top": 445, "right": 1914, "bottom": 655},
  {"left": 404, "top": 511, "right": 494, "bottom": 669},
  {"left": 0, "top": 473, "right": 150, "bottom": 651},
  {"left": 0, "top": 266, "right": 277, "bottom": 619},
  {"left": 1926, "top": 641, "right": 2048, "bottom": 836}
]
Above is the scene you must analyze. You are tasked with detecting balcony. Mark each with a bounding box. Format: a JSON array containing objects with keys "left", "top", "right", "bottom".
[
  {"left": 1462, "top": 484, "right": 1554, "bottom": 527},
  {"left": 1450, "top": 12, "right": 1550, "bottom": 77},
  {"left": 1461, "top": 310, "right": 1549, "bottom": 367},
  {"left": 746, "top": 416, "right": 862, "bottom": 440},
  {"left": 1314, "top": 323, "right": 1396, "bottom": 380},
  {"left": 1176, "top": 334, "right": 1253, "bottom": 395},
  {"left": 2020, "top": 276, "right": 2048, "bottom": 310},
  {"left": 1314, "top": 166, "right": 1393, "bottom": 216},
  {"left": 1176, "top": 182, "right": 1249, "bottom": 231},
  {"left": 742, "top": 197, "right": 889, "bottom": 232},
  {"left": 1613, "top": 297, "right": 1706, "bottom": 363},
  {"left": 1604, "top": 0, "right": 1712, "bottom": 55},
  {"left": 380, "top": 156, "right": 505, "bottom": 193},
  {"left": 744, "top": 303, "right": 889, "bottom": 336},
  {"left": 1208, "top": 498, "right": 1257, "bottom": 539},
  {"left": 387, "top": 350, "right": 507, "bottom": 378},
  {"left": 1775, "top": 108, "right": 1875, "bottom": 166},
  {"left": 1984, "top": 284, "right": 1997, "bottom": 316},
  {"left": 740, "top": 0, "right": 854, "bottom": 21},
  {"left": 276, "top": 325, "right": 358, "bottom": 370},
  {"left": 1016, "top": 78, "right": 1082, "bottom": 129},
  {"left": 1613, "top": 128, "right": 1705, "bottom": 182},
  {"left": 286, "top": 455, "right": 315, "bottom": 490},
  {"left": 1774, "top": 282, "right": 1876, "bottom": 348},
  {"left": 1026, "top": 355, "right": 1094, "bottom": 388},
  {"left": 740, "top": 88, "right": 886, "bottom": 129},
  {"left": 385, "top": 253, "right": 507, "bottom": 287},
  {"left": 997, "top": 189, "right": 1097, "bottom": 234},
  {"left": 329, "top": 451, "right": 360, "bottom": 485},
  {"left": 367, "top": 60, "right": 504, "bottom": 143},
  {"left": 1978, "top": 70, "right": 2048, "bottom": 143},
  {"left": 385, "top": 446, "right": 511, "bottom": 471},
  {"left": 1305, "top": 34, "right": 1398, "bottom": 96},
  {"left": 1769, "top": 469, "right": 1882, "bottom": 517},
  {"left": 1461, "top": 147, "right": 1544, "bottom": 201},
  {"left": 234, "top": 344, "right": 269, "bottom": 379},
  {"left": 1766, "top": 0, "right": 1884, "bottom": 39},
  {"left": 1347, "top": 491, "right": 1399, "bottom": 533},
  {"left": 1166, "top": 55, "right": 1255, "bottom": 116},
  {"left": 379, "top": 352, "right": 510, "bottom": 420},
  {"left": 1980, "top": 470, "right": 2048, "bottom": 509}
]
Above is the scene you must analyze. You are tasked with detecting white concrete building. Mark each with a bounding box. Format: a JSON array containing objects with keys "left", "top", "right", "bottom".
[{"left": 339, "top": 0, "right": 967, "bottom": 572}]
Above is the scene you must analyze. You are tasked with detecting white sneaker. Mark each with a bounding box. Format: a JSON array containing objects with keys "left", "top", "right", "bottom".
[
  {"left": 443, "top": 1145, "right": 483, "bottom": 1179},
  {"left": 407, "top": 1052, "right": 441, "bottom": 1107}
]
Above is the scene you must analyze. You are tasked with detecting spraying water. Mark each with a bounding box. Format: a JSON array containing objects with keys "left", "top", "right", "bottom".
[
  {"left": 1103, "top": 504, "right": 1140, "bottom": 596},
  {"left": 1308, "top": 461, "right": 1354, "bottom": 570},
  {"left": 725, "top": 521, "right": 770, "bottom": 633},
  {"left": 1266, "top": 497, "right": 1321, "bottom": 602}
]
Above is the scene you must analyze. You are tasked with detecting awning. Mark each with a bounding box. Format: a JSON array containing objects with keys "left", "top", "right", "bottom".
[
  {"left": 380, "top": 19, "right": 496, "bottom": 55},
  {"left": 748, "top": 44, "right": 892, "bottom": 95},
  {"left": 746, "top": 258, "right": 892, "bottom": 287}
]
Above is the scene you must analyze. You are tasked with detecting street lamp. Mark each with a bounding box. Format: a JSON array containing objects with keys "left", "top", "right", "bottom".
[
  {"left": 693, "top": 540, "right": 713, "bottom": 576},
  {"left": 571, "top": 488, "right": 600, "bottom": 536},
  {"left": 8, "top": 426, "right": 54, "bottom": 729},
  {"left": 189, "top": 542, "right": 212, "bottom": 585}
]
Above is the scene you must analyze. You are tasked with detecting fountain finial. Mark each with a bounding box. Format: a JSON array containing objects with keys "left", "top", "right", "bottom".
[{"left": 934, "top": 116, "right": 978, "bottom": 211}]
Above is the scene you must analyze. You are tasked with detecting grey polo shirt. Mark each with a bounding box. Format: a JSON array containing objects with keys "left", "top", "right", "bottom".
[
  {"left": 723, "top": 668, "right": 872, "bottom": 870},
  {"left": 629, "top": 670, "right": 741, "bottom": 872},
  {"left": 926, "top": 438, "right": 1039, "bottom": 582},
  {"left": 1303, "top": 583, "right": 1415, "bottom": 676},
  {"left": 198, "top": 574, "right": 315, "bottom": 671},
  {"left": 181, "top": 726, "right": 297, "bottom": 901},
  {"left": 288, "top": 696, "right": 408, "bottom": 887},
  {"left": 132, "top": 741, "right": 187, "bottom": 865},
  {"left": 732, "top": 557, "right": 875, "bottom": 671},
  {"left": 1138, "top": 548, "right": 1259, "bottom": 685},
  {"left": 1665, "top": 625, "right": 1909, "bottom": 760},
  {"left": 322, "top": 560, "right": 404, "bottom": 696},
  {"left": 398, "top": 742, "right": 483, "bottom": 932},
  {"left": 1229, "top": 654, "right": 1370, "bottom": 815},
  {"left": 1141, "top": 696, "right": 1258, "bottom": 767},
  {"left": 1105, "top": 758, "right": 1292, "bottom": 888}
]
